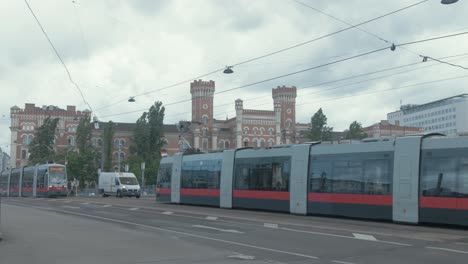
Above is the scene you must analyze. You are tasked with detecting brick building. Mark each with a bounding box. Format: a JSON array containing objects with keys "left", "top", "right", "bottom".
[
  {"left": 170, "top": 79, "right": 299, "bottom": 154},
  {"left": 9, "top": 104, "right": 89, "bottom": 168},
  {"left": 363, "top": 120, "right": 424, "bottom": 138}
]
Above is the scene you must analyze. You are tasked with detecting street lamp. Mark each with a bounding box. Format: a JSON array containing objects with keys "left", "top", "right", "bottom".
[
  {"left": 223, "top": 66, "right": 234, "bottom": 74},
  {"left": 441, "top": 0, "right": 458, "bottom": 4}
]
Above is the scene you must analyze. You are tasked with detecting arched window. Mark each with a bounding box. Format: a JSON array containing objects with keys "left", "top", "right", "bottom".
[
  {"left": 244, "top": 127, "right": 249, "bottom": 135},
  {"left": 67, "top": 136, "right": 75, "bottom": 146},
  {"left": 114, "top": 139, "right": 120, "bottom": 148},
  {"left": 219, "top": 140, "right": 225, "bottom": 149},
  {"left": 243, "top": 138, "right": 249, "bottom": 147},
  {"left": 286, "top": 119, "right": 292, "bottom": 129},
  {"left": 22, "top": 135, "right": 28, "bottom": 145},
  {"left": 202, "top": 139, "right": 208, "bottom": 150},
  {"left": 225, "top": 141, "right": 230, "bottom": 149},
  {"left": 119, "top": 139, "right": 126, "bottom": 147},
  {"left": 119, "top": 152, "right": 125, "bottom": 161},
  {"left": 260, "top": 127, "right": 265, "bottom": 135},
  {"left": 97, "top": 138, "right": 103, "bottom": 147},
  {"left": 202, "top": 127, "right": 208, "bottom": 137},
  {"left": 253, "top": 138, "right": 258, "bottom": 148},
  {"left": 253, "top": 127, "right": 258, "bottom": 135},
  {"left": 260, "top": 139, "right": 265, "bottom": 148},
  {"left": 268, "top": 139, "right": 274, "bottom": 146},
  {"left": 269, "top": 128, "right": 274, "bottom": 135},
  {"left": 28, "top": 135, "right": 34, "bottom": 145},
  {"left": 202, "top": 115, "right": 209, "bottom": 125}
]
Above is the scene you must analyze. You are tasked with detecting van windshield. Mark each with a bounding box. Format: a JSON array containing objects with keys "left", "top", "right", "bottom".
[{"left": 119, "top": 177, "right": 138, "bottom": 185}]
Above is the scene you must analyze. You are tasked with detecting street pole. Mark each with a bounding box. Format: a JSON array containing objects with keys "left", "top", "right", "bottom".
[
  {"left": 100, "top": 123, "right": 105, "bottom": 171},
  {"left": 141, "top": 162, "right": 145, "bottom": 190},
  {"left": 118, "top": 143, "right": 121, "bottom": 172}
]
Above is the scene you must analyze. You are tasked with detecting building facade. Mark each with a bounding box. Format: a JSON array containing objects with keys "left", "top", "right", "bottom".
[
  {"left": 9, "top": 104, "right": 89, "bottom": 168},
  {"left": 174, "top": 80, "right": 298, "bottom": 154},
  {"left": 0, "top": 147, "right": 10, "bottom": 172},
  {"left": 363, "top": 120, "right": 424, "bottom": 138},
  {"left": 387, "top": 94, "right": 468, "bottom": 136}
]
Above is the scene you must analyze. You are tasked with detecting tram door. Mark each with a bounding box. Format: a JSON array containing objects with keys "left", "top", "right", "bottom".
[
  {"left": 171, "top": 153, "right": 183, "bottom": 203},
  {"left": 393, "top": 137, "right": 421, "bottom": 224}
]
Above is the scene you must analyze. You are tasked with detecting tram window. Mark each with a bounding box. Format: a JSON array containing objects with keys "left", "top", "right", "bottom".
[
  {"left": 309, "top": 153, "right": 392, "bottom": 195},
  {"left": 157, "top": 163, "right": 172, "bottom": 188},
  {"left": 459, "top": 159, "right": 468, "bottom": 197},
  {"left": 309, "top": 161, "right": 332, "bottom": 192},
  {"left": 181, "top": 159, "right": 221, "bottom": 189},
  {"left": 421, "top": 156, "right": 460, "bottom": 197},
  {"left": 234, "top": 156, "right": 290, "bottom": 192},
  {"left": 37, "top": 169, "right": 47, "bottom": 188}
]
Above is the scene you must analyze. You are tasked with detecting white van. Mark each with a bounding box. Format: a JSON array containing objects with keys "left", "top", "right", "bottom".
[{"left": 98, "top": 172, "right": 141, "bottom": 198}]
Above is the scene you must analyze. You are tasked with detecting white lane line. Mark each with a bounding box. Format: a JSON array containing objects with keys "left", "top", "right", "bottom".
[
  {"left": 192, "top": 225, "right": 244, "bottom": 234},
  {"left": 227, "top": 253, "right": 255, "bottom": 260},
  {"left": 353, "top": 233, "right": 377, "bottom": 241},
  {"left": 79, "top": 202, "right": 89, "bottom": 205},
  {"left": 102, "top": 205, "right": 112, "bottom": 208},
  {"left": 264, "top": 223, "right": 279, "bottom": 229},
  {"left": 63, "top": 200, "right": 71, "bottom": 203},
  {"left": 162, "top": 211, "right": 173, "bottom": 215},
  {"left": 62, "top": 206, "right": 80, "bottom": 209},
  {"left": 7, "top": 202, "right": 318, "bottom": 260},
  {"left": 206, "top": 216, "right": 218, "bottom": 220},
  {"left": 332, "top": 260, "right": 356, "bottom": 264},
  {"left": 426, "top": 246, "right": 468, "bottom": 254},
  {"left": 455, "top": 242, "right": 468, "bottom": 246},
  {"left": 281, "top": 227, "right": 412, "bottom": 246},
  {"left": 129, "top": 207, "right": 139, "bottom": 211},
  {"left": 47, "top": 199, "right": 57, "bottom": 201}
]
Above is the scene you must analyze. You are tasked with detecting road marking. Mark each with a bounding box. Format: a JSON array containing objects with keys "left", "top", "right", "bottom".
[
  {"left": 129, "top": 207, "right": 139, "bottom": 211},
  {"left": 264, "top": 223, "right": 279, "bottom": 229},
  {"left": 227, "top": 252, "right": 255, "bottom": 260},
  {"left": 332, "top": 260, "right": 356, "bottom": 264},
  {"left": 79, "top": 202, "right": 89, "bottom": 205},
  {"left": 426, "top": 246, "right": 468, "bottom": 254},
  {"left": 47, "top": 199, "right": 57, "bottom": 201},
  {"left": 353, "top": 233, "right": 377, "bottom": 241},
  {"left": 281, "top": 227, "right": 411, "bottom": 246},
  {"left": 102, "top": 205, "right": 112, "bottom": 208},
  {"left": 206, "top": 216, "right": 218, "bottom": 220},
  {"left": 62, "top": 206, "right": 80, "bottom": 209},
  {"left": 193, "top": 225, "right": 244, "bottom": 234},
  {"left": 162, "top": 211, "right": 173, "bottom": 215},
  {"left": 6, "top": 202, "right": 318, "bottom": 260},
  {"left": 455, "top": 242, "right": 468, "bottom": 246},
  {"left": 63, "top": 200, "right": 71, "bottom": 203}
]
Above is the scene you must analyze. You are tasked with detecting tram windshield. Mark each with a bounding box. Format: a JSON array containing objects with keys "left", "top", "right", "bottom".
[{"left": 49, "top": 167, "right": 67, "bottom": 186}]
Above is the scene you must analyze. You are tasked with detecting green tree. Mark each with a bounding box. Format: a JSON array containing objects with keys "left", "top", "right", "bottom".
[
  {"left": 29, "top": 117, "right": 59, "bottom": 164},
  {"left": 103, "top": 121, "right": 115, "bottom": 172},
  {"left": 309, "top": 108, "right": 333, "bottom": 141},
  {"left": 65, "top": 115, "right": 98, "bottom": 185},
  {"left": 345, "top": 121, "right": 368, "bottom": 140},
  {"left": 130, "top": 101, "right": 165, "bottom": 185}
]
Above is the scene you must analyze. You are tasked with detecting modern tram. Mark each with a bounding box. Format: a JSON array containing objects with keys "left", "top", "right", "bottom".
[
  {"left": 0, "top": 163, "right": 68, "bottom": 198},
  {"left": 156, "top": 135, "right": 468, "bottom": 227}
]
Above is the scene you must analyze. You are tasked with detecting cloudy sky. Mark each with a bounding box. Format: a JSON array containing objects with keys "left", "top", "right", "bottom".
[{"left": 1, "top": 0, "right": 468, "bottom": 154}]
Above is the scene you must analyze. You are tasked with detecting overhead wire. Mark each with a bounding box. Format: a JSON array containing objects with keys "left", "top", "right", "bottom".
[
  {"left": 100, "top": 31, "right": 468, "bottom": 119},
  {"left": 94, "top": 0, "right": 432, "bottom": 113},
  {"left": 24, "top": 0, "right": 94, "bottom": 113},
  {"left": 294, "top": 0, "right": 468, "bottom": 71}
]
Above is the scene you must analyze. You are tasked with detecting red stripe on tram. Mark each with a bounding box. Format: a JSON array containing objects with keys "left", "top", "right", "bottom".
[
  {"left": 308, "top": 193, "right": 393, "bottom": 206},
  {"left": 233, "top": 190, "right": 290, "bottom": 200},
  {"left": 180, "top": 188, "right": 220, "bottom": 197}
]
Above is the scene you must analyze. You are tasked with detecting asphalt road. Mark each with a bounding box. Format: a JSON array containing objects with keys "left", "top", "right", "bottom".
[{"left": 1, "top": 197, "right": 468, "bottom": 264}]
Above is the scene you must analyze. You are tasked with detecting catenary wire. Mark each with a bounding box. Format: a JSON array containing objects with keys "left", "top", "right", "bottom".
[
  {"left": 24, "top": 0, "right": 94, "bottom": 113},
  {"left": 100, "top": 31, "right": 468, "bottom": 119},
  {"left": 94, "top": 0, "right": 431, "bottom": 113}
]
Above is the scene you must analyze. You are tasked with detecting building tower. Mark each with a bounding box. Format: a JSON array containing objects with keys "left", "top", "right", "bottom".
[
  {"left": 272, "top": 86, "right": 297, "bottom": 144},
  {"left": 190, "top": 79, "right": 215, "bottom": 150}
]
